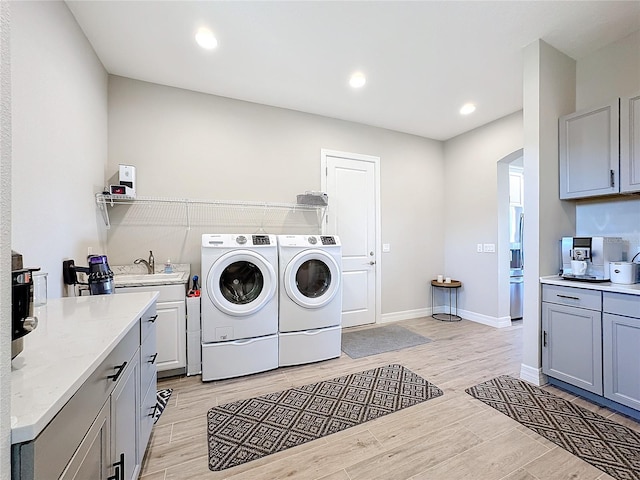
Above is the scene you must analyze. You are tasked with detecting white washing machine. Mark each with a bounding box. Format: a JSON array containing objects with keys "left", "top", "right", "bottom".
[
  {"left": 277, "top": 234, "right": 342, "bottom": 366},
  {"left": 201, "top": 233, "right": 279, "bottom": 381}
]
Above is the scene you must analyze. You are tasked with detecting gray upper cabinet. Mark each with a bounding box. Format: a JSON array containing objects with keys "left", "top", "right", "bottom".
[
  {"left": 621, "top": 92, "right": 640, "bottom": 193},
  {"left": 559, "top": 99, "right": 619, "bottom": 199}
]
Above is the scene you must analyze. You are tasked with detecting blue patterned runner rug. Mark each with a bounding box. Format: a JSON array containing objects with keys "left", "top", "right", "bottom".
[
  {"left": 466, "top": 375, "right": 640, "bottom": 480},
  {"left": 207, "top": 364, "right": 443, "bottom": 471}
]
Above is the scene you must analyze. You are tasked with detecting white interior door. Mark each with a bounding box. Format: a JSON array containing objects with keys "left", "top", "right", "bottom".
[{"left": 322, "top": 149, "right": 379, "bottom": 328}]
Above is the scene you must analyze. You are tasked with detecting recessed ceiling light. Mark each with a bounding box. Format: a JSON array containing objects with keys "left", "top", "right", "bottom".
[
  {"left": 195, "top": 28, "right": 218, "bottom": 50},
  {"left": 460, "top": 103, "right": 476, "bottom": 115},
  {"left": 349, "top": 72, "right": 366, "bottom": 88}
]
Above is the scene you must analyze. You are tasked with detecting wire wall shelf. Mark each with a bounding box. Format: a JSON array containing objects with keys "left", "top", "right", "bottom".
[{"left": 96, "top": 194, "right": 327, "bottom": 232}]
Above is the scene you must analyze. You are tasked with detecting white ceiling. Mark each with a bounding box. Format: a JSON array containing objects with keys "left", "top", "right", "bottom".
[{"left": 65, "top": 1, "right": 640, "bottom": 141}]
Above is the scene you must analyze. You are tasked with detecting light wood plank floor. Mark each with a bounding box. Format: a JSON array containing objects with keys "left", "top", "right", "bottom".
[{"left": 140, "top": 317, "right": 638, "bottom": 480}]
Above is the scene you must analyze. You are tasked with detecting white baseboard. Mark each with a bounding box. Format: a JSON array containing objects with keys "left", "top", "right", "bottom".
[
  {"left": 520, "top": 364, "right": 547, "bottom": 386},
  {"left": 379, "top": 308, "right": 430, "bottom": 324},
  {"left": 379, "top": 307, "right": 511, "bottom": 329},
  {"left": 452, "top": 308, "right": 511, "bottom": 328}
]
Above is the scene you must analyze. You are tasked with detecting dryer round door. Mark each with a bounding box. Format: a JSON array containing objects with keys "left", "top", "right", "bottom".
[
  {"left": 284, "top": 250, "right": 340, "bottom": 309},
  {"left": 207, "top": 250, "right": 277, "bottom": 316}
]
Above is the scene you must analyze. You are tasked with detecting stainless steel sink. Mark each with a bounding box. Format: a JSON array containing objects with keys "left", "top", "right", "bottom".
[{"left": 113, "top": 271, "right": 188, "bottom": 287}]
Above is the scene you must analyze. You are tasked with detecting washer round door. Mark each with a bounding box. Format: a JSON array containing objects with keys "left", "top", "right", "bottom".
[
  {"left": 207, "top": 250, "right": 277, "bottom": 316},
  {"left": 284, "top": 250, "right": 340, "bottom": 309}
]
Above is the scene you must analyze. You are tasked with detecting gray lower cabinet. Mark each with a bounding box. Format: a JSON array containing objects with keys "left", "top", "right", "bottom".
[
  {"left": 60, "top": 400, "right": 110, "bottom": 480},
  {"left": 603, "top": 292, "right": 640, "bottom": 410},
  {"left": 111, "top": 352, "right": 141, "bottom": 480},
  {"left": 542, "top": 302, "right": 603, "bottom": 394},
  {"left": 12, "top": 303, "right": 157, "bottom": 480}
]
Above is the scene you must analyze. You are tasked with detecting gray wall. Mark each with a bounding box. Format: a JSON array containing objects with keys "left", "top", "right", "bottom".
[
  {"left": 442, "top": 111, "right": 523, "bottom": 324},
  {"left": 1, "top": 2, "right": 11, "bottom": 476},
  {"left": 521, "top": 39, "right": 576, "bottom": 385},
  {"left": 11, "top": 1, "right": 108, "bottom": 298},
  {"left": 106, "top": 76, "right": 445, "bottom": 318},
  {"left": 576, "top": 30, "right": 640, "bottom": 108}
]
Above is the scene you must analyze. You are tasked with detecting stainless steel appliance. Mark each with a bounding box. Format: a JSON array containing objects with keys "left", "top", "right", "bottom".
[
  {"left": 63, "top": 254, "right": 115, "bottom": 295},
  {"left": 11, "top": 251, "right": 39, "bottom": 359},
  {"left": 509, "top": 209, "right": 524, "bottom": 320},
  {"left": 561, "top": 236, "right": 625, "bottom": 281}
]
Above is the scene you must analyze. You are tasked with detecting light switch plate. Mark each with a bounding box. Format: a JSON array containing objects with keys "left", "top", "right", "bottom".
[
  {"left": 382, "top": 243, "right": 391, "bottom": 253},
  {"left": 483, "top": 243, "right": 496, "bottom": 253}
]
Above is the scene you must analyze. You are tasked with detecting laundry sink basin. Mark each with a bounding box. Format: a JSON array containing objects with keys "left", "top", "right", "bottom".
[{"left": 113, "top": 271, "right": 188, "bottom": 287}]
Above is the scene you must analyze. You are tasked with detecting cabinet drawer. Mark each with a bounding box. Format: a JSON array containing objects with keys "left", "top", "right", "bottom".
[
  {"left": 542, "top": 284, "right": 602, "bottom": 311},
  {"left": 139, "top": 379, "right": 157, "bottom": 462},
  {"left": 603, "top": 292, "right": 640, "bottom": 318},
  {"left": 141, "top": 304, "right": 158, "bottom": 344},
  {"left": 141, "top": 325, "right": 157, "bottom": 393}
]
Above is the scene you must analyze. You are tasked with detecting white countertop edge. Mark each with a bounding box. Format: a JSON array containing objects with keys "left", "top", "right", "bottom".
[
  {"left": 540, "top": 275, "right": 640, "bottom": 296},
  {"left": 11, "top": 291, "right": 159, "bottom": 444}
]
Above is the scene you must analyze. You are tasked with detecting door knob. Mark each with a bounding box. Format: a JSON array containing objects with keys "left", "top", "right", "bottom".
[{"left": 369, "top": 261, "right": 376, "bottom": 265}]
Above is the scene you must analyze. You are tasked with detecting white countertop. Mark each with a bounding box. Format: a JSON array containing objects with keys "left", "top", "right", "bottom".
[
  {"left": 10, "top": 291, "right": 159, "bottom": 444},
  {"left": 540, "top": 275, "right": 640, "bottom": 296}
]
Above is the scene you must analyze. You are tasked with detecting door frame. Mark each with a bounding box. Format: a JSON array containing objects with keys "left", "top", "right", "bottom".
[
  {"left": 497, "top": 148, "right": 524, "bottom": 322},
  {"left": 320, "top": 148, "right": 382, "bottom": 325}
]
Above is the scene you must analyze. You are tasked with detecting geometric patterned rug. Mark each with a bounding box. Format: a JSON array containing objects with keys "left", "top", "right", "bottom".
[
  {"left": 466, "top": 375, "right": 640, "bottom": 480},
  {"left": 207, "top": 364, "right": 443, "bottom": 471},
  {"left": 153, "top": 388, "right": 173, "bottom": 424}
]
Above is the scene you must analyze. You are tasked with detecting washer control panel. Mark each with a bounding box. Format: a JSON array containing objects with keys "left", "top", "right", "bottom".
[{"left": 252, "top": 235, "right": 271, "bottom": 245}]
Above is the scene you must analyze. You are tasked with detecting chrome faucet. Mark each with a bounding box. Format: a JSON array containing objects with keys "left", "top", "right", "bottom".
[{"left": 134, "top": 250, "right": 155, "bottom": 274}]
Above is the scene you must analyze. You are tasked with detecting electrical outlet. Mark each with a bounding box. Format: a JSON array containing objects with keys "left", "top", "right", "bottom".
[
  {"left": 477, "top": 244, "right": 483, "bottom": 253},
  {"left": 87, "top": 246, "right": 93, "bottom": 255},
  {"left": 483, "top": 243, "right": 496, "bottom": 253}
]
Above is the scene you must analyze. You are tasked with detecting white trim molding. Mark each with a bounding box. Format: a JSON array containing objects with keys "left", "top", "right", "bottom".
[
  {"left": 449, "top": 308, "right": 512, "bottom": 328},
  {"left": 520, "top": 363, "right": 548, "bottom": 386},
  {"left": 379, "top": 307, "right": 512, "bottom": 328},
  {"left": 380, "top": 308, "right": 431, "bottom": 324}
]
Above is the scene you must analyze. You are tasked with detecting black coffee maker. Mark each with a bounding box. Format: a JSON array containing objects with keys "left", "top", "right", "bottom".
[
  {"left": 12, "top": 251, "right": 39, "bottom": 359},
  {"left": 63, "top": 255, "right": 115, "bottom": 295}
]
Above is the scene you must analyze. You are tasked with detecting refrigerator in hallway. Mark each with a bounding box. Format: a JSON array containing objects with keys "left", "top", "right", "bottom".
[{"left": 510, "top": 208, "right": 524, "bottom": 320}]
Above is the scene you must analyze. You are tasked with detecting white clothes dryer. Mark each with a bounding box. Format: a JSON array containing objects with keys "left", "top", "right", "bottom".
[
  {"left": 201, "top": 233, "right": 278, "bottom": 381},
  {"left": 277, "top": 234, "right": 342, "bottom": 366}
]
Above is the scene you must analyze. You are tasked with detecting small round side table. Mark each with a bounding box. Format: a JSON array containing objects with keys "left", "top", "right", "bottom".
[{"left": 431, "top": 279, "right": 462, "bottom": 322}]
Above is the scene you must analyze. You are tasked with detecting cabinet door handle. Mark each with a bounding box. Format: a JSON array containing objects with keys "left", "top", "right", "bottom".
[
  {"left": 108, "top": 453, "right": 125, "bottom": 480},
  {"left": 543, "top": 331, "right": 547, "bottom": 347},
  {"left": 149, "top": 353, "right": 158, "bottom": 364},
  {"left": 611, "top": 169, "right": 615, "bottom": 187},
  {"left": 107, "top": 362, "right": 127, "bottom": 382},
  {"left": 148, "top": 315, "right": 158, "bottom": 323},
  {"left": 556, "top": 294, "right": 580, "bottom": 301}
]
